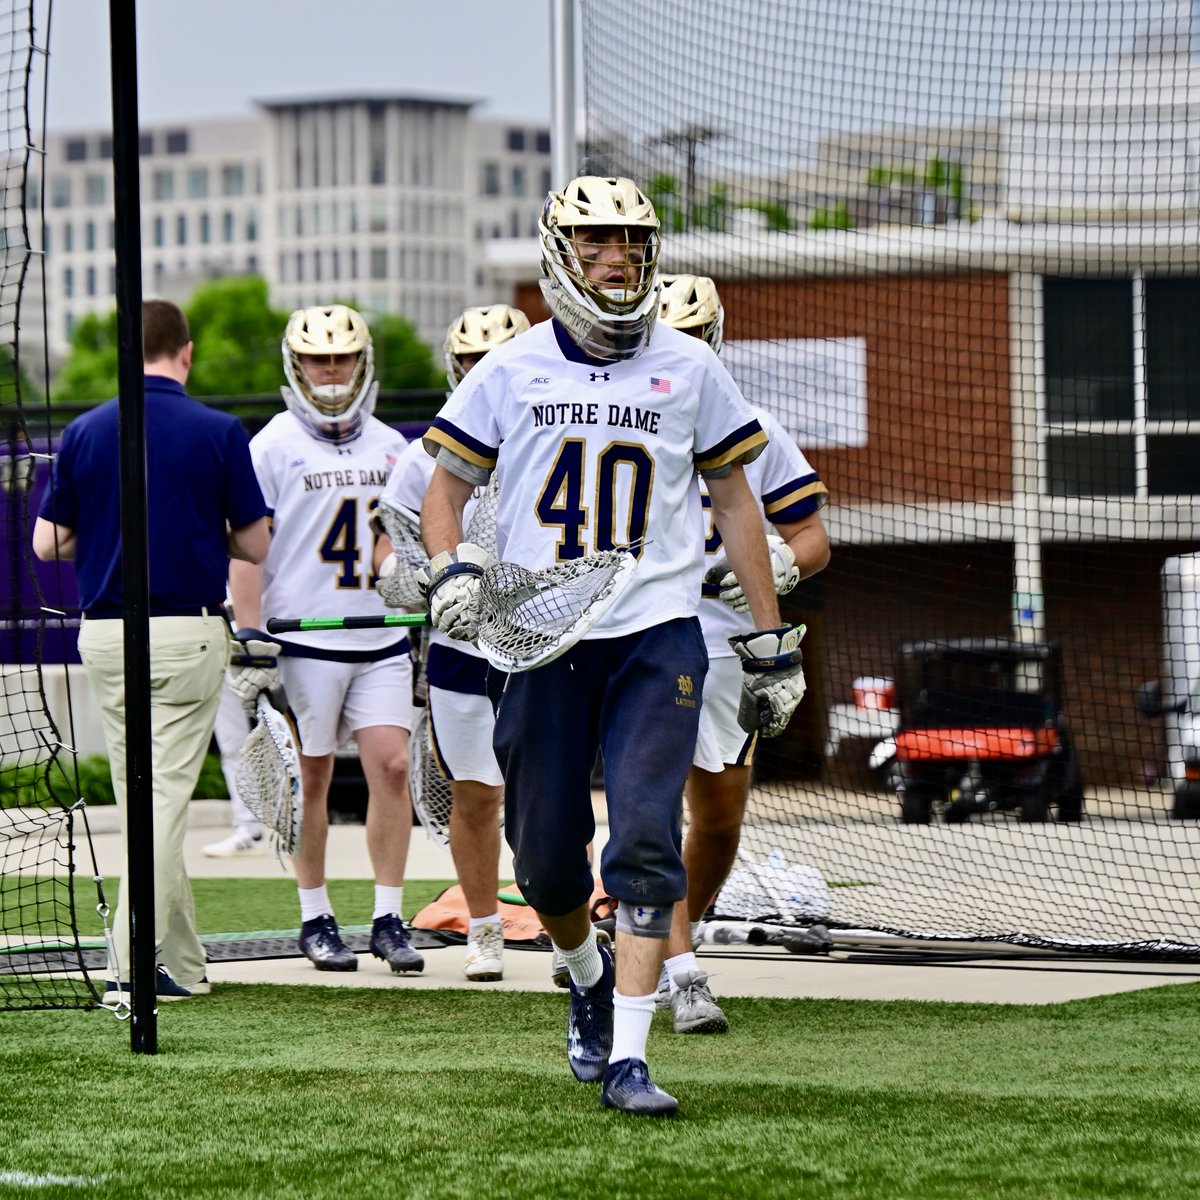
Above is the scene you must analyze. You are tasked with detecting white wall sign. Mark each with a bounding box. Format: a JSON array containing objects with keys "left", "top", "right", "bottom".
[{"left": 722, "top": 336, "right": 868, "bottom": 449}]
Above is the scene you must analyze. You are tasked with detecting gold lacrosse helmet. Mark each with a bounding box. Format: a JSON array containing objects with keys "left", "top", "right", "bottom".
[
  {"left": 658, "top": 274, "right": 725, "bottom": 354},
  {"left": 281, "top": 304, "right": 378, "bottom": 444},
  {"left": 443, "top": 304, "right": 531, "bottom": 389},
  {"left": 538, "top": 175, "right": 661, "bottom": 362}
]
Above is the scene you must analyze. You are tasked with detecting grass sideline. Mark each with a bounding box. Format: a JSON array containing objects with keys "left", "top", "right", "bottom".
[{"left": 2, "top": 983, "right": 1200, "bottom": 1198}]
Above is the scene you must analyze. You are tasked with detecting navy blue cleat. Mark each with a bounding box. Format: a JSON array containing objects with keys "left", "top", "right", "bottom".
[
  {"left": 298, "top": 914, "right": 358, "bottom": 972},
  {"left": 370, "top": 914, "right": 425, "bottom": 974},
  {"left": 600, "top": 1057, "right": 679, "bottom": 1116},
  {"left": 566, "top": 938, "right": 614, "bottom": 1082}
]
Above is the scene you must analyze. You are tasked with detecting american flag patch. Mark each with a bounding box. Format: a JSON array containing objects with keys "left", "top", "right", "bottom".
[{"left": 649, "top": 377, "right": 671, "bottom": 394}]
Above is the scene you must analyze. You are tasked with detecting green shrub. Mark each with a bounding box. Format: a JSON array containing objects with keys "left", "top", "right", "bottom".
[{"left": 0, "top": 752, "right": 228, "bottom": 809}]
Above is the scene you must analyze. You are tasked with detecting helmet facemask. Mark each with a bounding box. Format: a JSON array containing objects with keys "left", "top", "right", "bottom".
[
  {"left": 658, "top": 274, "right": 725, "bottom": 354},
  {"left": 443, "top": 304, "right": 531, "bottom": 389},
  {"left": 281, "top": 305, "right": 378, "bottom": 444},
  {"left": 538, "top": 176, "right": 662, "bottom": 363}
]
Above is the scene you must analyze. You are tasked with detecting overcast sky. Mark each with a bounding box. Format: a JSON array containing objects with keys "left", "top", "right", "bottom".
[{"left": 42, "top": 0, "right": 554, "bottom": 131}]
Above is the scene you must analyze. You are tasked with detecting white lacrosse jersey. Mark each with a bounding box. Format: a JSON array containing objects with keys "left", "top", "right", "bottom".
[
  {"left": 424, "top": 319, "right": 767, "bottom": 638},
  {"left": 251, "top": 411, "right": 407, "bottom": 653},
  {"left": 699, "top": 405, "right": 829, "bottom": 659},
  {"left": 381, "top": 437, "right": 487, "bottom": 661}
]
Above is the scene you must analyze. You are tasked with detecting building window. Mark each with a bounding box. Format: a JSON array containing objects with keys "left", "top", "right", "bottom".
[
  {"left": 221, "top": 164, "right": 245, "bottom": 196},
  {"left": 107, "top": 220, "right": 115, "bottom": 249},
  {"left": 369, "top": 107, "right": 385, "bottom": 185},
  {"left": 152, "top": 215, "right": 164, "bottom": 247},
  {"left": 152, "top": 169, "right": 174, "bottom": 201},
  {"left": 370, "top": 246, "right": 388, "bottom": 280},
  {"left": 65, "top": 138, "right": 87, "bottom": 162},
  {"left": 535, "top": 130, "right": 550, "bottom": 154},
  {"left": 511, "top": 166, "right": 526, "bottom": 197},
  {"left": 138, "top": 133, "right": 154, "bottom": 156},
  {"left": 187, "top": 167, "right": 208, "bottom": 199},
  {"left": 85, "top": 265, "right": 96, "bottom": 296},
  {"left": 50, "top": 177, "right": 70, "bottom": 208},
  {"left": 165, "top": 129, "right": 189, "bottom": 154},
  {"left": 176, "top": 213, "right": 187, "bottom": 245},
  {"left": 63, "top": 266, "right": 73, "bottom": 298},
  {"left": 540, "top": 167, "right": 551, "bottom": 194},
  {"left": 108, "top": 265, "right": 116, "bottom": 295},
  {"left": 199, "top": 213, "right": 210, "bottom": 244},
  {"left": 222, "top": 211, "right": 234, "bottom": 242},
  {"left": 482, "top": 162, "right": 501, "bottom": 196},
  {"left": 63, "top": 222, "right": 74, "bottom": 253},
  {"left": 85, "top": 221, "right": 95, "bottom": 251},
  {"left": 1042, "top": 274, "right": 1200, "bottom": 497},
  {"left": 506, "top": 128, "right": 526, "bottom": 152},
  {"left": 99, "top": 136, "right": 113, "bottom": 158},
  {"left": 85, "top": 174, "right": 106, "bottom": 205},
  {"left": 246, "top": 210, "right": 258, "bottom": 242}
]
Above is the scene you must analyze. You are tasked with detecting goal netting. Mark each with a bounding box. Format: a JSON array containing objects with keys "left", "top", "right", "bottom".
[
  {"left": 0, "top": 0, "right": 102, "bottom": 1009},
  {"left": 579, "top": 0, "right": 1200, "bottom": 956}
]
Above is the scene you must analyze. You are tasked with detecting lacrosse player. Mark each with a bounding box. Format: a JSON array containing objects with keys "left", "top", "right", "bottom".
[
  {"left": 421, "top": 177, "right": 806, "bottom": 1116},
  {"left": 655, "top": 274, "right": 830, "bottom": 1034},
  {"left": 374, "top": 304, "right": 530, "bottom": 982},
  {"left": 228, "top": 305, "right": 422, "bottom": 976}
]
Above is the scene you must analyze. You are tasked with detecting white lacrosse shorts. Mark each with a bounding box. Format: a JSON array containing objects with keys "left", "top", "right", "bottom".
[
  {"left": 692, "top": 654, "right": 757, "bottom": 773},
  {"left": 427, "top": 685, "right": 503, "bottom": 787},
  {"left": 279, "top": 653, "right": 413, "bottom": 757}
]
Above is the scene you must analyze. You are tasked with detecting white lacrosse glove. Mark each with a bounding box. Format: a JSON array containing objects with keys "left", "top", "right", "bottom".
[
  {"left": 729, "top": 623, "right": 807, "bottom": 738},
  {"left": 416, "top": 542, "right": 494, "bottom": 643},
  {"left": 705, "top": 534, "right": 800, "bottom": 613},
  {"left": 227, "top": 627, "right": 284, "bottom": 719}
]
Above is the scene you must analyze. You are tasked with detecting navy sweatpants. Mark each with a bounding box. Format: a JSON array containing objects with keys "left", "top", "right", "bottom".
[{"left": 488, "top": 617, "right": 708, "bottom": 917}]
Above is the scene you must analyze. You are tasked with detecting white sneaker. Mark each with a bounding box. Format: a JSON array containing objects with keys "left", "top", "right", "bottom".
[
  {"left": 463, "top": 921, "right": 504, "bottom": 981},
  {"left": 201, "top": 828, "right": 266, "bottom": 858}
]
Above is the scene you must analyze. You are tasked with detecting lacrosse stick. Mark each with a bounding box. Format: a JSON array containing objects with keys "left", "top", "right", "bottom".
[
  {"left": 234, "top": 691, "right": 303, "bottom": 859},
  {"left": 697, "top": 920, "right": 833, "bottom": 955},
  {"left": 267, "top": 548, "right": 638, "bottom": 674},
  {"left": 409, "top": 706, "right": 453, "bottom": 849},
  {"left": 375, "top": 478, "right": 501, "bottom": 610}
]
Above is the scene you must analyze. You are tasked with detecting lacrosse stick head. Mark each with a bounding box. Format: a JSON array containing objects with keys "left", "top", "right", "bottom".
[
  {"left": 408, "top": 707, "right": 453, "bottom": 848},
  {"left": 463, "top": 475, "right": 501, "bottom": 561},
  {"left": 234, "top": 694, "right": 304, "bottom": 858},
  {"left": 476, "top": 549, "right": 638, "bottom": 673},
  {"left": 374, "top": 495, "right": 428, "bottom": 609}
]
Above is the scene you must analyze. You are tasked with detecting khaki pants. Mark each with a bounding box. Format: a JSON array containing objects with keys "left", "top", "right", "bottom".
[{"left": 79, "top": 612, "right": 229, "bottom": 986}]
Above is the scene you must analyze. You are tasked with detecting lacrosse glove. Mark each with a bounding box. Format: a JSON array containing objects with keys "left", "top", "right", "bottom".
[
  {"left": 705, "top": 534, "right": 800, "bottom": 613},
  {"left": 729, "top": 623, "right": 807, "bottom": 738},
  {"left": 416, "top": 542, "right": 494, "bottom": 643},
  {"left": 227, "top": 627, "right": 284, "bottom": 718}
]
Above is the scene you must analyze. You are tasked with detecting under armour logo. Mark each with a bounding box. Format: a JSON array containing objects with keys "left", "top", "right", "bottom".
[{"left": 589, "top": 371, "right": 610, "bottom": 382}]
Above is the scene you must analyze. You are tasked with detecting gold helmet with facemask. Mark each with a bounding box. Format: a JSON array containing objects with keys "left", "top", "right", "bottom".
[
  {"left": 658, "top": 274, "right": 725, "bottom": 354},
  {"left": 443, "top": 305, "right": 531, "bottom": 389},
  {"left": 281, "top": 304, "right": 378, "bottom": 444},
  {"left": 538, "top": 176, "right": 661, "bottom": 363}
]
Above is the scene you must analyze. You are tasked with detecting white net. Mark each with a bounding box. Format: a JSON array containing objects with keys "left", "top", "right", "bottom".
[
  {"left": 477, "top": 550, "right": 638, "bottom": 673},
  {"left": 408, "top": 707, "right": 453, "bottom": 848},
  {"left": 374, "top": 497, "right": 427, "bottom": 610},
  {"left": 234, "top": 698, "right": 303, "bottom": 858}
]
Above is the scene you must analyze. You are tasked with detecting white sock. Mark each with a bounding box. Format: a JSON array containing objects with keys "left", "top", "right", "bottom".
[
  {"left": 469, "top": 913, "right": 501, "bottom": 935},
  {"left": 664, "top": 951, "right": 698, "bottom": 996},
  {"left": 557, "top": 926, "right": 602, "bottom": 989},
  {"left": 610, "top": 991, "right": 657, "bottom": 1065},
  {"left": 298, "top": 885, "right": 332, "bottom": 924},
  {"left": 373, "top": 885, "right": 405, "bottom": 921}
]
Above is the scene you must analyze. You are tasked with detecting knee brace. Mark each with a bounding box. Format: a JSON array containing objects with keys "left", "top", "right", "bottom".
[{"left": 616, "top": 899, "right": 674, "bottom": 939}]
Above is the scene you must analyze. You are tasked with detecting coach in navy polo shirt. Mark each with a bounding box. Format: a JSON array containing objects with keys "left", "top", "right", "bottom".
[{"left": 33, "top": 299, "right": 269, "bottom": 1003}]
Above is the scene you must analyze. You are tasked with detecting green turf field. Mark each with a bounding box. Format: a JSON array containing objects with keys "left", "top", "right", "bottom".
[{"left": 3, "top": 977, "right": 1200, "bottom": 1197}]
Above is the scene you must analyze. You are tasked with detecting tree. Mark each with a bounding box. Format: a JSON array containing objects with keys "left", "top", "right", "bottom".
[
  {"left": 362, "top": 311, "right": 444, "bottom": 391},
  {"left": 51, "top": 276, "right": 444, "bottom": 403},
  {"left": 184, "top": 276, "right": 290, "bottom": 397}
]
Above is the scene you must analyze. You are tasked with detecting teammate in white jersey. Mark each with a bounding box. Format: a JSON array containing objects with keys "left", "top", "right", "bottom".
[
  {"left": 374, "top": 304, "right": 530, "bottom": 982},
  {"left": 654, "top": 275, "right": 830, "bottom": 1035},
  {"left": 228, "top": 305, "right": 422, "bottom": 976},
  {"left": 421, "top": 177, "right": 807, "bottom": 1117}
]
